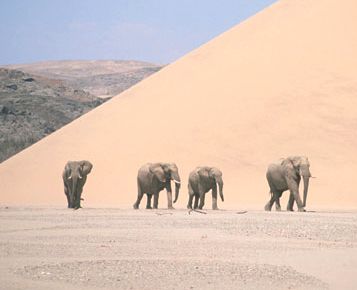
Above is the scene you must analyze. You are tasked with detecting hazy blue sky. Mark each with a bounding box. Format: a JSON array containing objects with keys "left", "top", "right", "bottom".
[{"left": 0, "top": 0, "right": 276, "bottom": 65}]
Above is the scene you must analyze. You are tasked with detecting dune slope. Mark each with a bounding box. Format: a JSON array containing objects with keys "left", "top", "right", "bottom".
[{"left": 1, "top": 0, "right": 357, "bottom": 209}]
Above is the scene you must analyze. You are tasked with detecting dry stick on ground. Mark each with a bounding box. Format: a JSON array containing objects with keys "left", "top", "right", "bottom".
[
  {"left": 155, "top": 212, "right": 173, "bottom": 216},
  {"left": 188, "top": 209, "right": 207, "bottom": 215},
  {"left": 236, "top": 211, "right": 248, "bottom": 214}
]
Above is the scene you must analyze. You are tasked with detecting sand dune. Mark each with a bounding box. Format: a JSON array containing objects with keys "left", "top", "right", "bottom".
[{"left": 1, "top": 0, "right": 357, "bottom": 209}]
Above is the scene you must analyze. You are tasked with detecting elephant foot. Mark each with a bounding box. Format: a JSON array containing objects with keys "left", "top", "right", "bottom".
[
  {"left": 212, "top": 207, "right": 219, "bottom": 210},
  {"left": 146, "top": 206, "right": 153, "bottom": 209},
  {"left": 168, "top": 206, "right": 175, "bottom": 210},
  {"left": 264, "top": 205, "right": 271, "bottom": 211},
  {"left": 133, "top": 203, "right": 139, "bottom": 210},
  {"left": 287, "top": 208, "right": 294, "bottom": 212},
  {"left": 298, "top": 207, "right": 306, "bottom": 212},
  {"left": 187, "top": 205, "right": 192, "bottom": 209},
  {"left": 275, "top": 206, "right": 281, "bottom": 211}
]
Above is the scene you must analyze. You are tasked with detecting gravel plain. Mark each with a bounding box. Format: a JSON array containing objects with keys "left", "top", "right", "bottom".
[{"left": 0, "top": 207, "right": 356, "bottom": 290}]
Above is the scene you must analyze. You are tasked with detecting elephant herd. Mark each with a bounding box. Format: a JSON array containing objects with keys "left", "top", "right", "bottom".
[{"left": 62, "top": 156, "right": 312, "bottom": 212}]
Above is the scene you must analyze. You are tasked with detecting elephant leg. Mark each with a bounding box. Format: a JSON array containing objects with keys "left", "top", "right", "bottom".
[
  {"left": 287, "top": 193, "right": 295, "bottom": 211},
  {"left": 198, "top": 192, "right": 206, "bottom": 209},
  {"left": 290, "top": 189, "right": 305, "bottom": 212},
  {"left": 73, "top": 199, "right": 80, "bottom": 209},
  {"left": 212, "top": 187, "right": 219, "bottom": 210},
  {"left": 167, "top": 191, "right": 174, "bottom": 209},
  {"left": 74, "top": 185, "right": 84, "bottom": 209},
  {"left": 66, "top": 194, "right": 71, "bottom": 208},
  {"left": 187, "top": 194, "right": 194, "bottom": 209},
  {"left": 65, "top": 182, "right": 75, "bottom": 209},
  {"left": 193, "top": 193, "right": 199, "bottom": 209},
  {"left": 287, "top": 180, "right": 305, "bottom": 212},
  {"left": 74, "top": 191, "right": 81, "bottom": 209},
  {"left": 275, "top": 197, "right": 281, "bottom": 211},
  {"left": 288, "top": 177, "right": 300, "bottom": 211},
  {"left": 187, "top": 183, "right": 194, "bottom": 209},
  {"left": 64, "top": 182, "right": 71, "bottom": 208},
  {"left": 133, "top": 182, "right": 144, "bottom": 209},
  {"left": 146, "top": 194, "right": 153, "bottom": 209},
  {"left": 153, "top": 192, "right": 159, "bottom": 209},
  {"left": 165, "top": 182, "right": 174, "bottom": 209},
  {"left": 275, "top": 192, "right": 282, "bottom": 211},
  {"left": 264, "top": 193, "right": 276, "bottom": 211}
]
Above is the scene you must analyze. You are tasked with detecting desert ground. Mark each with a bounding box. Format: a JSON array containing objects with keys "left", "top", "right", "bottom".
[{"left": 0, "top": 206, "right": 356, "bottom": 290}]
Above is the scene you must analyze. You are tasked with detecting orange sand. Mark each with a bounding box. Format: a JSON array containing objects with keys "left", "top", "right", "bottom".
[{"left": 1, "top": 0, "right": 357, "bottom": 209}]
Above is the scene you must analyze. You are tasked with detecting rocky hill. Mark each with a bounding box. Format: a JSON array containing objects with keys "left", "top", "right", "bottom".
[
  {"left": 0, "top": 68, "right": 106, "bottom": 162},
  {"left": 0, "top": 60, "right": 162, "bottom": 162},
  {"left": 7, "top": 60, "right": 163, "bottom": 98}
]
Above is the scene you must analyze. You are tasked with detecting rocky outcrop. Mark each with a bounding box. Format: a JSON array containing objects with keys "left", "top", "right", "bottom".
[{"left": 0, "top": 68, "right": 106, "bottom": 162}]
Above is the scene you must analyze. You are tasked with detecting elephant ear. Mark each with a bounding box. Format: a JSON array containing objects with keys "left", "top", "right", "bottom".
[
  {"left": 287, "top": 156, "right": 302, "bottom": 169},
  {"left": 197, "top": 167, "right": 210, "bottom": 179},
  {"left": 209, "top": 167, "right": 221, "bottom": 178},
  {"left": 149, "top": 163, "right": 166, "bottom": 182},
  {"left": 80, "top": 160, "right": 93, "bottom": 176},
  {"left": 283, "top": 157, "right": 299, "bottom": 177},
  {"left": 63, "top": 161, "right": 73, "bottom": 179}
]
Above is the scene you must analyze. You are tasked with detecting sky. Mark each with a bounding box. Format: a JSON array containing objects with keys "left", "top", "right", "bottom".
[{"left": 0, "top": 0, "right": 276, "bottom": 65}]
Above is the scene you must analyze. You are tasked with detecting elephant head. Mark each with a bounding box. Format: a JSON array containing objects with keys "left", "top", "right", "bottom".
[
  {"left": 288, "top": 156, "right": 311, "bottom": 207},
  {"left": 149, "top": 162, "right": 181, "bottom": 203},
  {"left": 198, "top": 167, "right": 224, "bottom": 202},
  {"left": 65, "top": 160, "right": 93, "bottom": 208}
]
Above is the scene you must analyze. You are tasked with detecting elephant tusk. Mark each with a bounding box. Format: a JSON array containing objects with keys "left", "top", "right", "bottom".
[
  {"left": 78, "top": 174, "right": 83, "bottom": 179},
  {"left": 173, "top": 179, "right": 181, "bottom": 184},
  {"left": 68, "top": 175, "right": 72, "bottom": 180}
]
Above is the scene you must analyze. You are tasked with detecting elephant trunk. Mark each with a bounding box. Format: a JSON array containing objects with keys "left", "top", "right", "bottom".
[
  {"left": 173, "top": 181, "right": 180, "bottom": 203},
  {"left": 216, "top": 178, "right": 224, "bottom": 202},
  {"left": 70, "top": 177, "right": 78, "bottom": 208},
  {"left": 300, "top": 165, "right": 311, "bottom": 207},
  {"left": 171, "top": 172, "right": 181, "bottom": 203},
  {"left": 302, "top": 175, "right": 309, "bottom": 207}
]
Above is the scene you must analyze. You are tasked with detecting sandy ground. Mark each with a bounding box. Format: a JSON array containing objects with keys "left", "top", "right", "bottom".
[{"left": 0, "top": 207, "right": 356, "bottom": 290}]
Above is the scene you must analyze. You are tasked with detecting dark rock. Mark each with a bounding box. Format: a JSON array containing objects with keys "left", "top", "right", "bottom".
[
  {"left": 6, "top": 84, "right": 17, "bottom": 90},
  {"left": 44, "top": 126, "right": 55, "bottom": 134},
  {"left": 23, "top": 77, "right": 35, "bottom": 82},
  {"left": 0, "top": 105, "right": 15, "bottom": 115}
]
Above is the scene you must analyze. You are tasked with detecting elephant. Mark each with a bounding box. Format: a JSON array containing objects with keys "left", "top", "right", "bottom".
[
  {"left": 187, "top": 166, "right": 224, "bottom": 210},
  {"left": 133, "top": 162, "right": 181, "bottom": 209},
  {"left": 264, "top": 156, "right": 312, "bottom": 212},
  {"left": 62, "top": 160, "right": 93, "bottom": 209}
]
